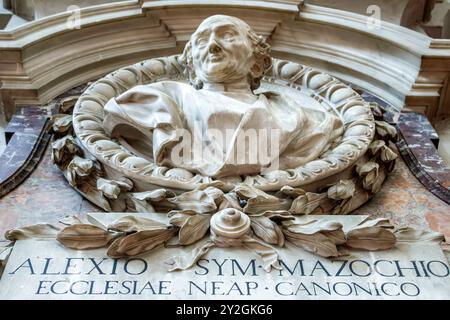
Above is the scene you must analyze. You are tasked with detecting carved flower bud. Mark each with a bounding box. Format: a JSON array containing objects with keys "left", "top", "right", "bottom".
[
  {"left": 356, "top": 162, "right": 380, "bottom": 192},
  {"left": 375, "top": 121, "right": 397, "bottom": 140},
  {"left": 97, "top": 178, "right": 133, "bottom": 199},
  {"left": 51, "top": 136, "right": 82, "bottom": 168},
  {"left": 210, "top": 208, "right": 250, "bottom": 239},
  {"left": 356, "top": 161, "right": 388, "bottom": 193},
  {"left": 327, "top": 180, "right": 356, "bottom": 200},
  {"left": 66, "top": 156, "right": 94, "bottom": 186},
  {"left": 51, "top": 114, "right": 73, "bottom": 134}
]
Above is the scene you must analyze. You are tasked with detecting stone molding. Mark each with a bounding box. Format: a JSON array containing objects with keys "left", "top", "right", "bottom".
[
  {"left": 396, "top": 112, "right": 450, "bottom": 204},
  {"left": 0, "top": 0, "right": 449, "bottom": 121},
  {"left": 0, "top": 107, "right": 50, "bottom": 197}
]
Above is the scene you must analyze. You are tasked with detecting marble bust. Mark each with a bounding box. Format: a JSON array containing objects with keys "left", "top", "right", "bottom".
[{"left": 102, "top": 15, "right": 344, "bottom": 178}]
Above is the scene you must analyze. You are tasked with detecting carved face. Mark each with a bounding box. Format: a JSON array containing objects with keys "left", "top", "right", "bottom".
[{"left": 190, "top": 16, "right": 255, "bottom": 84}]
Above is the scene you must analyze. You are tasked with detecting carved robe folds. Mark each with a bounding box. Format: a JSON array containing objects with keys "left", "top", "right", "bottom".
[{"left": 103, "top": 81, "right": 343, "bottom": 178}]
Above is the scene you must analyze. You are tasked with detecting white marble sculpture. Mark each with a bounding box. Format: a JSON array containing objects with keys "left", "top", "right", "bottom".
[
  {"left": 103, "top": 15, "right": 344, "bottom": 178},
  {"left": 54, "top": 13, "right": 399, "bottom": 214},
  {"left": 42, "top": 14, "right": 400, "bottom": 265}
]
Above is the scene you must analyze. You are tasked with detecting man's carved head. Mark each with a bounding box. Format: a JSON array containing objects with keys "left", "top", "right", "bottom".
[{"left": 180, "top": 15, "right": 271, "bottom": 91}]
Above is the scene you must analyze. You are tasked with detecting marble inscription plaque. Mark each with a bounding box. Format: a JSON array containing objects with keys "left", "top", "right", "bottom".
[{"left": 0, "top": 238, "right": 449, "bottom": 299}]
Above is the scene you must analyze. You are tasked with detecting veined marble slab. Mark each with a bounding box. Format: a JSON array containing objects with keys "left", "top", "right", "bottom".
[{"left": 0, "top": 214, "right": 449, "bottom": 300}]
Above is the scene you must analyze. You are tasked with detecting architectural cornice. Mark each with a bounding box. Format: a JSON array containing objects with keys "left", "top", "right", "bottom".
[
  {"left": 0, "top": 1, "right": 143, "bottom": 45},
  {"left": 141, "top": 0, "right": 302, "bottom": 13},
  {"left": 0, "top": 0, "right": 448, "bottom": 120}
]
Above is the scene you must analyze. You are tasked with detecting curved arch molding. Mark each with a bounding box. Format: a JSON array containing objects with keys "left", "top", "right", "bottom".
[{"left": 0, "top": 0, "right": 449, "bottom": 121}]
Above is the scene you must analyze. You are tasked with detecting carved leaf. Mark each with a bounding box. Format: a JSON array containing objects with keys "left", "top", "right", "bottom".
[
  {"left": 107, "top": 227, "right": 177, "bottom": 258},
  {"left": 57, "top": 224, "right": 118, "bottom": 249},
  {"left": 51, "top": 114, "right": 73, "bottom": 134},
  {"left": 165, "top": 241, "right": 215, "bottom": 271},
  {"left": 242, "top": 236, "right": 281, "bottom": 272},
  {"left": 369, "top": 102, "right": 384, "bottom": 118},
  {"left": 108, "top": 216, "right": 167, "bottom": 233},
  {"left": 66, "top": 156, "right": 94, "bottom": 186},
  {"left": 97, "top": 178, "right": 133, "bottom": 199},
  {"left": 331, "top": 198, "right": 352, "bottom": 215},
  {"left": 131, "top": 189, "right": 171, "bottom": 202},
  {"left": 261, "top": 210, "right": 295, "bottom": 221},
  {"left": 250, "top": 216, "right": 285, "bottom": 246},
  {"left": 218, "top": 193, "right": 242, "bottom": 211},
  {"left": 375, "top": 120, "right": 397, "bottom": 140},
  {"left": 280, "top": 186, "right": 306, "bottom": 198},
  {"left": 68, "top": 156, "right": 94, "bottom": 177},
  {"left": 327, "top": 180, "right": 355, "bottom": 200},
  {"left": 51, "top": 136, "right": 82, "bottom": 168},
  {"left": 168, "top": 210, "right": 197, "bottom": 227},
  {"left": 282, "top": 219, "right": 344, "bottom": 256},
  {"left": 284, "top": 219, "right": 343, "bottom": 234},
  {"left": 202, "top": 187, "right": 224, "bottom": 206},
  {"left": 59, "top": 215, "right": 86, "bottom": 226},
  {"left": 60, "top": 96, "right": 80, "bottom": 113},
  {"left": 386, "top": 159, "right": 396, "bottom": 173},
  {"left": 196, "top": 180, "right": 227, "bottom": 191},
  {"left": 346, "top": 227, "right": 396, "bottom": 250},
  {"left": 394, "top": 227, "right": 444, "bottom": 243},
  {"left": 322, "top": 229, "right": 347, "bottom": 245},
  {"left": 127, "top": 190, "right": 172, "bottom": 213},
  {"left": 97, "top": 178, "right": 121, "bottom": 199},
  {"left": 283, "top": 229, "right": 339, "bottom": 258},
  {"left": 370, "top": 169, "right": 386, "bottom": 193},
  {"left": 179, "top": 214, "right": 211, "bottom": 245},
  {"left": 169, "top": 189, "right": 218, "bottom": 213},
  {"left": 5, "top": 224, "right": 61, "bottom": 241},
  {"left": 380, "top": 145, "right": 398, "bottom": 162},
  {"left": 290, "top": 192, "right": 327, "bottom": 215},
  {"left": 356, "top": 162, "right": 383, "bottom": 192},
  {"left": 235, "top": 185, "right": 289, "bottom": 214},
  {"left": 353, "top": 217, "right": 394, "bottom": 230},
  {"left": 369, "top": 140, "right": 386, "bottom": 155},
  {"left": 356, "top": 161, "right": 379, "bottom": 177}
]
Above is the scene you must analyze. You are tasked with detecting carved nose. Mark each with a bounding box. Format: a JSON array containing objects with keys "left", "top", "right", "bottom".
[{"left": 208, "top": 40, "right": 221, "bottom": 54}]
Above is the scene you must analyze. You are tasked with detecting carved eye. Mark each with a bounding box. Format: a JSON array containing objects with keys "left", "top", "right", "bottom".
[
  {"left": 222, "top": 32, "right": 234, "bottom": 41},
  {"left": 196, "top": 38, "right": 207, "bottom": 47}
]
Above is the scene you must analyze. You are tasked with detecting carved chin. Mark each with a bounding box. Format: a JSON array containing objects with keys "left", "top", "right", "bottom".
[{"left": 200, "top": 65, "right": 241, "bottom": 83}]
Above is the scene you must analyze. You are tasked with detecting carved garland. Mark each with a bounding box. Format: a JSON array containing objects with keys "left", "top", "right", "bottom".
[{"left": 4, "top": 212, "right": 444, "bottom": 273}]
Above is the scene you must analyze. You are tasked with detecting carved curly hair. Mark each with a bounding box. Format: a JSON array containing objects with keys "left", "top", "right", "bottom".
[{"left": 179, "top": 15, "right": 272, "bottom": 91}]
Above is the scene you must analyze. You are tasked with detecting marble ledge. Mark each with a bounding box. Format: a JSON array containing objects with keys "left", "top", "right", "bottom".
[{"left": 397, "top": 112, "right": 450, "bottom": 195}]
